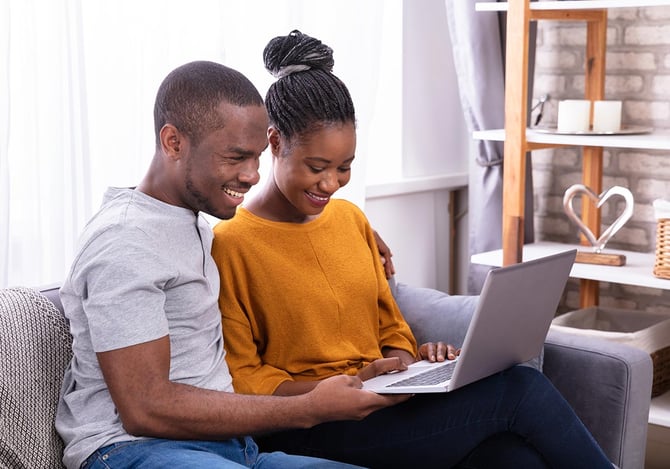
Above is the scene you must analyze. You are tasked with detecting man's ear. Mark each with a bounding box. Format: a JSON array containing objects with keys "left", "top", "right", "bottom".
[{"left": 159, "top": 124, "right": 183, "bottom": 160}]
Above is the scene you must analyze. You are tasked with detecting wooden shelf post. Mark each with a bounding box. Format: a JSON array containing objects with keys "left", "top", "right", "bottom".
[
  {"left": 501, "top": 0, "right": 531, "bottom": 266},
  {"left": 580, "top": 9, "right": 608, "bottom": 307}
]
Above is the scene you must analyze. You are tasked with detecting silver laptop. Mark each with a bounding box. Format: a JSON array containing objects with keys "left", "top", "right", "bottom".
[{"left": 363, "top": 249, "right": 577, "bottom": 394}]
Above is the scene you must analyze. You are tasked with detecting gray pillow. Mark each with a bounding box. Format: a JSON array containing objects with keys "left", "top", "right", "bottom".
[{"left": 390, "top": 278, "right": 543, "bottom": 370}]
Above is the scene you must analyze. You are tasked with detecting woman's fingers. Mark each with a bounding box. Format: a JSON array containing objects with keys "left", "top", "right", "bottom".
[{"left": 419, "top": 342, "right": 461, "bottom": 362}]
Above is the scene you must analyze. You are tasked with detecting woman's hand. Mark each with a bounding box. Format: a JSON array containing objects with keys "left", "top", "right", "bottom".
[
  {"left": 418, "top": 342, "right": 460, "bottom": 362},
  {"left": 356, "top": 357, "right": 408, "bottom": 382}
]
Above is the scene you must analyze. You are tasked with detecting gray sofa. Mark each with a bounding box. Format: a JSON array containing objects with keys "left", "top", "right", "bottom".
[
  {"left": 391, "top": 280, "right": 653, "bottom": 469},
  {"left": 0, "top": 281, "right": 654, "bottom": 469}
]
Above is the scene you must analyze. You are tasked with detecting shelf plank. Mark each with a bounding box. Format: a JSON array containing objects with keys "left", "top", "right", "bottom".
[
  {"left": 476, "top": 0, "right": 670, "bottom": 12},
  {"left": 471, "top": 241, "right": 670, "bottom": 290},
  {"left": 473, "top": 128, "right": 670, "bottom": 151}
]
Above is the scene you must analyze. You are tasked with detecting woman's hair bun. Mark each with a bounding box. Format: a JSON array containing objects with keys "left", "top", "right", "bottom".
[{"left": 263, "top": 30, "right": 335, "bottom": 79}]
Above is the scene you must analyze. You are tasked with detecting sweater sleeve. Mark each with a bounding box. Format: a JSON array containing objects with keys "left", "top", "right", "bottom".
[
  {"left": 212, "top": 224, "right": 294, "bottom": 396},
  {"left": 219, "top": 299, "right": 293, "bottom": 395},
  {"left": 361, "top": 214, "right": 418, "bottom": 356}
]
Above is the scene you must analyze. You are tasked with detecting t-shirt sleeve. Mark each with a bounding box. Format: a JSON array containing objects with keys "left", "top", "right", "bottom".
[{"left": 70, "top": 225, "right": 171, "bottom": 352}]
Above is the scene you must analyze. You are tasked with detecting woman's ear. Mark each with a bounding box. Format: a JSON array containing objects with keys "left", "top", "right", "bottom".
[{"left": 267, "top": 127, "right": 281, "bottom": 155}]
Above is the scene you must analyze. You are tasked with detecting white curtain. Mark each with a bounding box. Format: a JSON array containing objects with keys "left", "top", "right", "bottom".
[
  {"left": 2, "top": 0, "right": 91, "bottom": 289},
  {"left": 1, "top": 1, "right": 9, "bottom": 288},
  {"left": 1, "top": 0, "right": 395, "bottom": 288}
]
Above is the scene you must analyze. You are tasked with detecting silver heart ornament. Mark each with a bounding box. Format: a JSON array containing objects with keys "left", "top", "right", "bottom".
[{"left": 562, "top": 184, "right": 634, "bottom": 253}]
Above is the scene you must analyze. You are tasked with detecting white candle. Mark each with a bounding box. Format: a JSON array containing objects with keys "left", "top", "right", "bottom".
[
  {"left": 557, "top": 99, "right": 591, "bottom": 132},
  {"left": 592, "top": 100, "right": 622, "bottom": 133}
]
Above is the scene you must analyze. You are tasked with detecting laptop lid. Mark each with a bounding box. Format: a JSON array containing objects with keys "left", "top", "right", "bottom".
[{"left": 363, "top": 249, "right": 577, "bottom": 394}]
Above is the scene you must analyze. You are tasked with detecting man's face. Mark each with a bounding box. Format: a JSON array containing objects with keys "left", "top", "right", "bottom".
[{"left": 181, "top": 102, "right": 269, "bottom": 220}]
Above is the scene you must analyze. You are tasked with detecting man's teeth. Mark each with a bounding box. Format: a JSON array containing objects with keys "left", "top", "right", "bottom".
[{"left": 224, "top": 188, "right": 243, "bottom": 198}]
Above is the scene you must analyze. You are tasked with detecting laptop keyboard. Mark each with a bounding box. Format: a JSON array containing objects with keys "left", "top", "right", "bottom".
[{"left": 386, "top": 360, "right": 457, "bottom": 388}]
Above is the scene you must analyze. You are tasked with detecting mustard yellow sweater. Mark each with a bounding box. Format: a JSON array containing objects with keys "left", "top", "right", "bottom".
[{"left": 212, "top": 199, "right": 417, "bottom": 395}]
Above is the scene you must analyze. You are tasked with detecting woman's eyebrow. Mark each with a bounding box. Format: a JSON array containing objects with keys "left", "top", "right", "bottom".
[{"left": 306, "top": 155, "right": 355, "bottom": 164}]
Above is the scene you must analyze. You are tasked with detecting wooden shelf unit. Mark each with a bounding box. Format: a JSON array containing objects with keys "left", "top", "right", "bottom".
[
  {"left": 474, "top": 0, "right": 670, "bottom": 432},
  {"left": 476, "top": 0, "right": 670, "bottom": 12},
  {"left": 475, "top": 0, "right": 670, "bottom": 305}
]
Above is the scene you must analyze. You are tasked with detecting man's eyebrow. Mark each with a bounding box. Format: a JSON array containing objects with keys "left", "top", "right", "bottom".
[{"left": 220, "top": 144, "right": 268, "bottom": 157}]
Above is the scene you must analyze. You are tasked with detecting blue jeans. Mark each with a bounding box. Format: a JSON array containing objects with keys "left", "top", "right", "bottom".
[
  {"left": 81, "top": 436, "right": 362, "bottom": 468},
  {"left": 258, "top": 366, "right": 612, "bottom": 469}
]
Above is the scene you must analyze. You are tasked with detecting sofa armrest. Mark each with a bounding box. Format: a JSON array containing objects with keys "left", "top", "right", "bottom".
[{"left": 544, "top": 328, "right": 653, "bottom": 469}]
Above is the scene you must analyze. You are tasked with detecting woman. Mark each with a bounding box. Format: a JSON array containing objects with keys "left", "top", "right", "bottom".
[{"left": 212, "top": 30, "right": 612, "bottom": 469}]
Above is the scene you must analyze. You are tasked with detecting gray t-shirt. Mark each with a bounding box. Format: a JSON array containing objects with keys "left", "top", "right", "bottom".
[{"left": 56, "top": 187, "right": 233, "bottom": 469}]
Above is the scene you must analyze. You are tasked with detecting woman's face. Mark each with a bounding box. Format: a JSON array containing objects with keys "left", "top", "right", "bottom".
[{"left": 270, "top": 122, "right": 356, "bottom": 221}]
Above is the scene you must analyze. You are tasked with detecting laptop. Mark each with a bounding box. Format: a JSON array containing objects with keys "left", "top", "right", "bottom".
[{"left": 363, "top": 249, "right": 577, "bottom": 394}]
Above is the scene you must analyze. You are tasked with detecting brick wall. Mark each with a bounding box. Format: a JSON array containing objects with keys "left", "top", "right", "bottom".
[{"left": 532, "top": 6, "right": 670, "bottom": 313}]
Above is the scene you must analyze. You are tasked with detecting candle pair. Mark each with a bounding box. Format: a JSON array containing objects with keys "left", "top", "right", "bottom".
[{"left": 557, "top": 99, "right": 622, "bottom": 133}]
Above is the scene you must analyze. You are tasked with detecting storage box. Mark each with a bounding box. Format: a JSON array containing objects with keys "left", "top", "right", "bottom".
[{"left": 552, "top": 307, "right": 670, "bottom": 397}]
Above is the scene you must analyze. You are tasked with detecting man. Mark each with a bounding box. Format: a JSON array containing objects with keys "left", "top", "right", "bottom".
[{"left": 55, "top": 60, "right": 407, "bottom": 469}]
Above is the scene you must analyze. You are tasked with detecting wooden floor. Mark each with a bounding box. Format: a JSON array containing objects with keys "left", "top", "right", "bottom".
[{"left": 646, "top": 424, "right": 670, "bottom": 468}]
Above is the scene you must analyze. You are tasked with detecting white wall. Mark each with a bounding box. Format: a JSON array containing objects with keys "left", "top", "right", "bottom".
[
  {"left": 364, "top": 0, "right": 470, "bottom": 294},
  {"left": 365, "top": 187, "right": 454, "bottom": 293},
  {"left": 401, "top": 0, "right": 469, "bottom": 178}
]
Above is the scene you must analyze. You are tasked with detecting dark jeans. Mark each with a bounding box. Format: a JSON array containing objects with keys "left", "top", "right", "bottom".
[{"left": 258, "top": 366, "right": 612, "bottom": 469}]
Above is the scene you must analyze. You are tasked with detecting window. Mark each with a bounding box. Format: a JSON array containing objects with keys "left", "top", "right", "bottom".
[{"left": 1, "top": 0, "right": 466, "bottom": 288}]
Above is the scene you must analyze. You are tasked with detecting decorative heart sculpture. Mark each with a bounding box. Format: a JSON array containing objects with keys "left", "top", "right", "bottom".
[{"left": 562, "top": 184, "right": 634, "bottom": 253}]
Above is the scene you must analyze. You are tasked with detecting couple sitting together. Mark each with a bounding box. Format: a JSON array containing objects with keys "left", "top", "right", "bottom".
[{"left": 56, "top": 30, "right": 614, "bottom": 469}]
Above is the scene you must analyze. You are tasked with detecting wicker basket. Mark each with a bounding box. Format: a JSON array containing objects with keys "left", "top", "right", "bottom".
[
  {"left": 651, "top": 346, "right": 670, "bottom": 398},
  {"left": 654, "top": 218, "right": 670, "bottom": 280},
  {"left": 552, "top": 307, "right": 670, "bottom": 397}
]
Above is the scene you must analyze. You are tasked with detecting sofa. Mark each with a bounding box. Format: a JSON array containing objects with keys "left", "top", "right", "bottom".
[
  {"left": 391, "top": 280, "right": 653, "bottom": 469},
  {"left": 0, "top": 281, "right": 654, "bottom": 469}
]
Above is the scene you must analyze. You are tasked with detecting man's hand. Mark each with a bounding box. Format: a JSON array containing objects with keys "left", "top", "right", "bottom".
[
  {"left": 418, "top": 342, "right": 460, "bottom": 362},
  {"left": 373, "top": 230, "right": 395, "bottom": 279},
  {"left": 306, "top": 374, "right": 410, "bottom": 423}
]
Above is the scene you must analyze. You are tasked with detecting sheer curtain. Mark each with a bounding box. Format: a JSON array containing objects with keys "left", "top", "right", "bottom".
[
  {"left": 2, "top": 1, "right": 91, "bottom": 289},
  {"left": 1, "top": 0, "right": 395, "bottom": 288}
]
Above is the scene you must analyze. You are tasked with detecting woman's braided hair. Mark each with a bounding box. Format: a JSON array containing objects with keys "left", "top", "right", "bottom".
[{"left": 263, "top": 30, "right": 355, "bottom": 140}]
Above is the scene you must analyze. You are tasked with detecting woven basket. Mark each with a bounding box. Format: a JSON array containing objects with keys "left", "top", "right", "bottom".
[
  {"left": 552, "top": 306, "right": 670, "bottom": 397},
  {"left": 654, "top": 218, "right": 670, "bottom": 280},
  {"left": 651, "top": 346, "right": 670, "bottom": 397}
]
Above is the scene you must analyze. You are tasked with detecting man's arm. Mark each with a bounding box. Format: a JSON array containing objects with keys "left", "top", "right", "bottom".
[
  {"left": 373, "top": 230, "right": 395, "bottom": 279},
  {"left": 98, "top": 336, "right": 408, "bottom": 439}
]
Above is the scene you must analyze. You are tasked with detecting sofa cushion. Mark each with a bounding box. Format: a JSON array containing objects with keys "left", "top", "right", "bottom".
[{"left": 0, "top": 287, "right": 72, "bottom": 468}]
